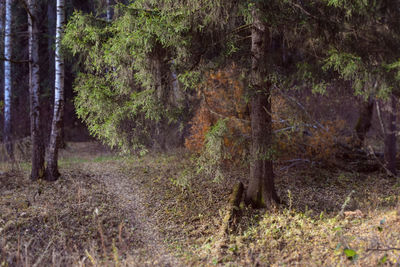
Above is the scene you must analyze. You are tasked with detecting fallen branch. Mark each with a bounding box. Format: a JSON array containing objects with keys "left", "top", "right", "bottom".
[
  {"left": 279, "top": 159, "right": 310, "bottom": 171},
  {"left": 366, "top": 247, "right": 400, "bottom": 252},
  {"left": 219, "top": 182, "right": 244, "bottom": 236},
  {"left": 368, "top": 145, "right": 398, "bottom": 177},
  {"left": 274, "top": 85, "right": 327, "bottom": 131}
]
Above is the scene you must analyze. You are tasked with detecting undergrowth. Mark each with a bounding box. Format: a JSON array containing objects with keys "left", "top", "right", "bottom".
[{"left": 1, "top": 142, "right": 400, "bottom": 266}]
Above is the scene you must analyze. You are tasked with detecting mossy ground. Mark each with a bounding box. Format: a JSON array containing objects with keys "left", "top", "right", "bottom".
[{"left": 1, "top": 142, "right": 400, "bottom": 266}]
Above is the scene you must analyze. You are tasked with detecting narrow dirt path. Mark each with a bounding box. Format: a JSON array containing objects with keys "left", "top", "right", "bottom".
[{"left": 79, "top": 158, "right": 182, "bottom": 266}]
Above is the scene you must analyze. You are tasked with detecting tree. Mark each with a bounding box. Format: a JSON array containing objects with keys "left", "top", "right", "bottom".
[
  {"left": 244, "top": 2, "right": 280, "bottom": 208},
  {"left": 384, "top": 95, "right": 397, "bottom": 175},
  {"left": 28, "top": 0, "right": 45, "bottom": 180},
  {"left": 3, "top": 0, "right": 12, "bottom": 160},
  {"left": 45, "top": 0, "right": 65, "bottom": 181},
  {"left": 318, "top": 0, "right": 400, "bottom": 175},
  {"left": 106, "top": 0, "right": 112, "bottom": 21},
  {"left": 63, "top": 0, "right": 284, "bottom": 207},
  {"left": 354, "top": 97, "right": 374, "bottom": 147}
]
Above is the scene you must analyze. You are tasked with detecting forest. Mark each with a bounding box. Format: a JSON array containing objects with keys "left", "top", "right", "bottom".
[{"left": 1, "top": 0, "right": 400, "bottom": 266}]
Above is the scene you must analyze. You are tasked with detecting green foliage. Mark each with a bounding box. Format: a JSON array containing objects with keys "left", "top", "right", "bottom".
[
  {"left": 343, "top": 248, "right": 358, "bottom": 261},
  {"left": 62, "top": 3, "right": 193, "bottom": 151},
  {"left": 196, "top": 119, "right": 230, "bottom": 182},
  {"left": 63, "top": 0, "right": 400, "bottom": 159}
]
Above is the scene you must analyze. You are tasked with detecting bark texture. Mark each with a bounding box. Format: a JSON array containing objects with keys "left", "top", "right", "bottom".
[
  {"left": 0, "top": 0, "right": 4, "bottom": 101},
  {"left": 46, "top": 0, "right": 65, "bottom": 181},
  {"left": 245, "top": 4, "right": 279, "bottom": 208},
  {"left": 220, "top": 182, "right": 244, "bottom": 236},
  {"left": 355, "top": 97, "right": 374, "bottom": 147},
  {"left": 151, "top": 45, "right": 168, "bottom": 151},
  {"left": 106, "top": 0, "right": 113, "bottom": 21},
  {"left": 29, "top": 0, "right": 45, "bottom": 180},
  {"left": 3, "top": 0, "right": 12, "bottom": 160},
  {"left": 384, "top": 94, "right": 397, "bottom": 175}
]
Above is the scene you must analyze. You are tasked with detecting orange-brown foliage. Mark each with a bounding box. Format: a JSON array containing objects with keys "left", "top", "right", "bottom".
[
  {"left": 184, "top": 105, "right": 213, "bottom": 152},
  {"left": 184, "top": 64, "right": 250, "bottom": 159},
  {"left": 185, "top": 64, "right": 346, "bottom": 164}
]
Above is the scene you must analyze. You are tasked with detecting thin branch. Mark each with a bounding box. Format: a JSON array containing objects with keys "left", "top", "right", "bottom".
[
  {"left": 0, "top": 57, "right": 30, "bottom": 64},
  {"left": 231, "top": 24, "right": 252, "bottom": 34},
  {"left": 274, "top": 123, "right": 317, "bottom": 134},
  {"left": 274, "top": 85, "right": 327, "bottom": 131},
  {"left": 279, "top": 159, "right": 310, "bottom": 171},
  {"left": 376, "top": 101, "right": 386, "bottom": 136},
  {"left": 198, "top": 87, "right": 251, "bottom": 125},
  {"left": 18, "top": 0, "right": 35, "bottom": 21},
  {"left": 205, "top": 103, "right": 250, "bottom": 125},
  {"left": 288, "top": 2, "right": 319, "bottom": 21},
  {"left": 368, "top": 145, "right": 397, "bottom": 177}
]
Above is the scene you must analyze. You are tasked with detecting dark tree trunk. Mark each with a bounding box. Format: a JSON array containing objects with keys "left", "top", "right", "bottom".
[
  {"left": 245, "top": 4, "right": 279, "bottom": 208},
  {"left": 354, "top": 97, "right": 374, "bottom": 147},
  {"left": 28, "top": 0, "right": 45, "bottom": 180},
  {"left": 151, "top": 44, "right": 168, "bottom": 151},
  {"left": 47, "top": 0, "right": 55, "bottom": 82},
  {"left": 384, "top": 94, "right": 397, "bottom": 175}
]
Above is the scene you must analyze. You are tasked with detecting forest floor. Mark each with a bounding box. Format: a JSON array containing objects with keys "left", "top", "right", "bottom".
[{"left": 1, "top": 142, "right": 400, "bottom": 266}]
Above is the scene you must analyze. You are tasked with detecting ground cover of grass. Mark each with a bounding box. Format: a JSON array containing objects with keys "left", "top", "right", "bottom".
[
  {"left": 0, "top": 143, "right": 139, "bottom": 266},
  {"left": 1, "top": 142, "right": 400, "bottom": 266},
  {"left": 119, "top": 149, "right": 400, "bottom": 266}
]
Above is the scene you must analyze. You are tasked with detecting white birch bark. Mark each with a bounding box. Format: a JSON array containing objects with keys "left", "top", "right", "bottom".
[
  {"left": 46, "top": 0, "right": 64, "bottom": 180},
  {"left": 106, "top": 0, "right": 112, "bottom": 21},
  {"left": 3, "top": 0, "right": 12, "bottom": 159}
]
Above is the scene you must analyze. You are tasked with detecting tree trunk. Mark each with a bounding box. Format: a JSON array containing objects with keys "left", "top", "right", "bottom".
[
  {"left": 45, "top": 0, "right": 65, "bottom": 181},
  {"left": 384, "top": 94, "right": 397, "bottom": 175},
  {"left": 106, "top": 0, "right": 113, "bottom": 22},
  {"left": 152, "top": 45, "right": 168, "bottom": 151},
  {"left": 47, "top": 0, "right": 66, "bottom": 150},
  {"left": 28, "top": 0, "right": 45, "bottom": 180},
  {"left": 3, "top": 0, "right": 12, "bottom": 160},
  {"left": 354, "top": 97, "right": 374, "bottom": 147},
  {"left": 46, "top": 0, "right": 55, "bottom": 139},
  {"left": 0, "top": 0, "right": 5, "bottom": 156},
  {"left": 245, "top": 4, "right": 279, "bottom": 208},
  {"left": 0, "top": 0, "right": 4, "bottom": 110}
]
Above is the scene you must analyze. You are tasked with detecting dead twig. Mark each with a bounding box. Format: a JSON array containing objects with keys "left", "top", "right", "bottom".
[
  {"left": 376, "top": 101, "right": 386, "bottom": 136},
  {"left": 366, "top": 247, "right": 400, "bottom": 252},
  {"left": 274, "top": 85, "right": 327, "bottom": 131},
  {"left": 279, "top": 159, "right": 311, "bottom": 171},
  {"left": 368, "top": 145, "right": 397, "bottom": 177},
  {"left": 97, "top": 220, "right": 108, "bottom": 259},
  {"left": 32, "top": 241, "right": 53, "bottom": 267}
]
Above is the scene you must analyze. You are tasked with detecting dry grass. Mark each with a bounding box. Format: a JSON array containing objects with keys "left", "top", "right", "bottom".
[
  {"left": 0, "top": 143, "right": 139, "bottom": 266},
  {"left": 118, "top": 151, "right": 400, "bottom": 266},
  {"left": 1, "top": 142, "right": 400, "bottom": 266}
]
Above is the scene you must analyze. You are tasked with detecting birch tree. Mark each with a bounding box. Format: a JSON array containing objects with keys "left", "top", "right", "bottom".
[
  {"left": 28, "top": 0, "right": 45, "bottom": 180},
  {"left": 0, "top": 0, "right": 4, "bottom": 93},
  {"left": 45, "top": 0, "right": 64, "bottom": 181},
  {"left": 3, "top": 0, "right": 12, "bottom": 159},
  {"left": 106, "top": 0, "right": 112, "bottom": 21}
]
